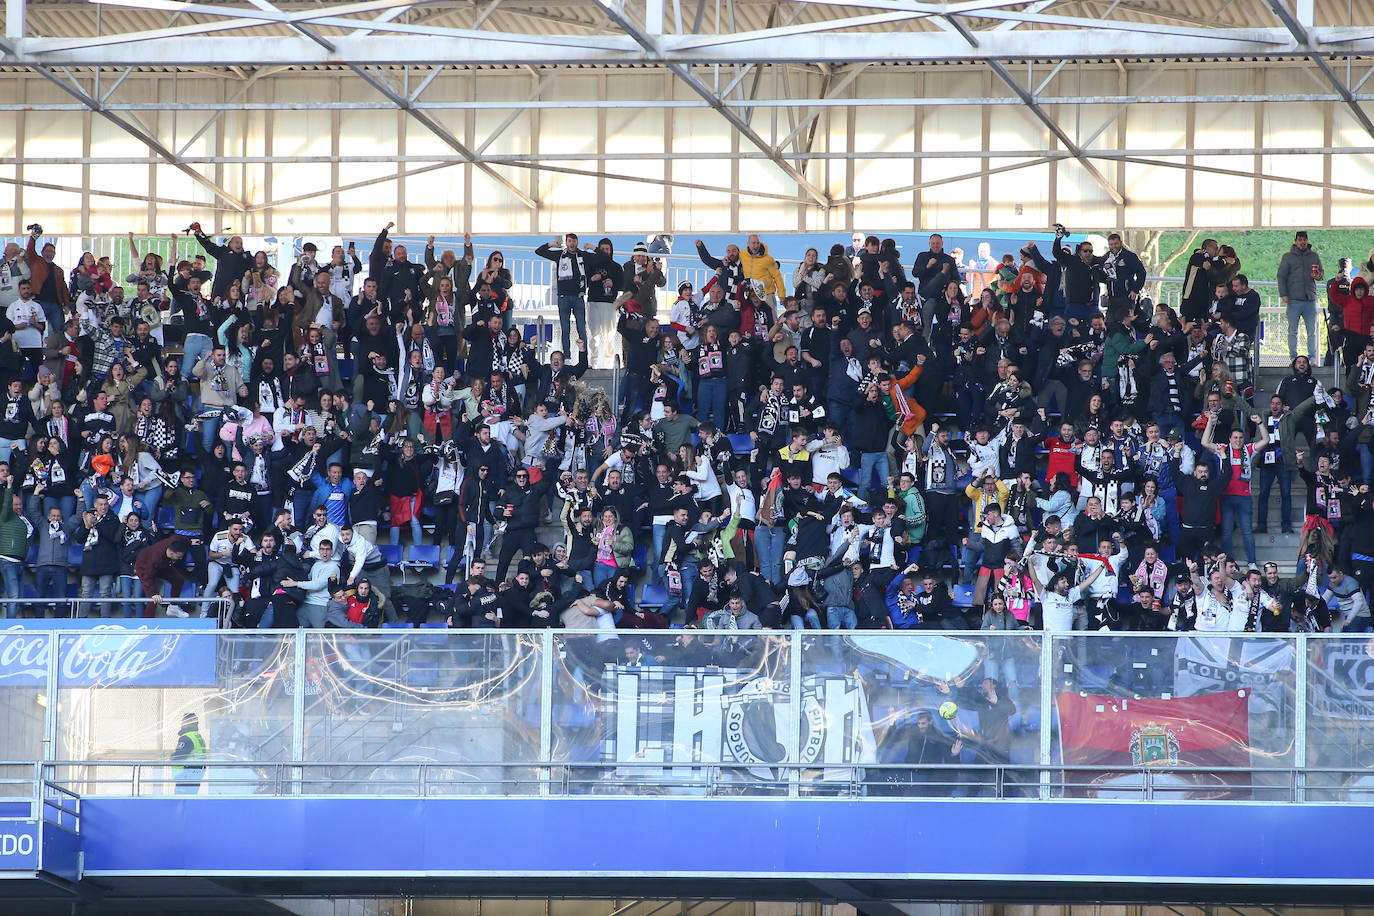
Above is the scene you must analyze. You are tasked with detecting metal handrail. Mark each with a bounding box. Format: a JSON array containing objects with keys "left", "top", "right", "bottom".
[
  {"left": 31, "top": 760, "right": 1374, "bottom": 804},
  {"left": 0, "top": 596, "right": 231, "bottom": 624}
]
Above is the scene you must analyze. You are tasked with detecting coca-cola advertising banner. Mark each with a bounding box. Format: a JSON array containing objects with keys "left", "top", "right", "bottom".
[{"left": 0, "top": 620, "right": 218, "bottom": 688}]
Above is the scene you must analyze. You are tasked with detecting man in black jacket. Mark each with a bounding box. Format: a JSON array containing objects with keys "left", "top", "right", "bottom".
[
  {"left": 1174, "top": 442, "right": 1232, "bottom": 562},
  {"left": 69, "top": 495, "right": 121, "bottom": 614},
  {"left": 536, "top": 233, "right": 592, "bottom": 356},
  {"left": 494, "top": 467, "right": 553, "bottom": 581},
  {"left": 910, "top": 233, "right": 958, "bottom": 304},
  {"left": 192, "top": 228, "right": 255, "bottom": 299},
  {"left": 1054, "top": 238, "right": 1104, "bottom": 322},
  {"left": 1101, "top": 233, "right": 1147, "bottom": 304},
  {"left": 617, "top": 314, "right": 661, "bottom": 421}
]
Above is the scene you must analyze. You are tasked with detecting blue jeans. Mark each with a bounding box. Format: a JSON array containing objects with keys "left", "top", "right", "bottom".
[
  {"left": 200, "top": 414, "right": 223, "bottom": 455},
  {"left": 1220, "top": 493, "right": 1256, "bottom": 565},
  {"left": 696, "top": 377, "right": 727, "bottom": 431},
  {"left": 858, "top": 451, "right": 889, "bottom": 500},
  {"left": 0, "top": 561, "right": 18, "bottom": 617},
  {"left": 140, "top": 483, "right": 164, "bottom": 526},
  {"left": 36, "top": 300, "right": 61, "bottom": 339},
  {"left": 0, "top": 437, "right": 24, "bottom": 464},
  {"left": 118, "top": 575, "right": 141, "bottom": 618},
  {"left": 42, "top": 494, "right": 77, "bottom": 523},
  {"left": 79, "top": 574, "right": 115, "bottom": 615},
  {"left": 789, "top": 609, "right": 821, "bottom": 629},
  {"left": 589, "top": 563, "right": 617, "bottom": 589},
  {"left": 1153, "top": 412, "right": 1185, "bottom": 440},
  {"left": 1256, "top": 461, "right": 1292, "bottom": 531},
  {"left": 1286, "top": 299, "right": 1317, "bottom": 361},
  {"left": 649, "top": 523, "right": 667, "bottom": 584},
  {"left": 35, "top": 566, "right": 66, "bottom": 616},
  {"left": 182, "top": 332, "right": 213, "bottom": 381},
  {"left": 755, "top": 525, "right": 787, "bottom": 589},
  {"left": 557, "top": 294, "right": 587, "bottom": 355},
  {"left": 826, "top": 606, "right": 857, "bottom": 630},
  {"left": 1066, "top": 300, "right": 1098, "bottom": 322}
]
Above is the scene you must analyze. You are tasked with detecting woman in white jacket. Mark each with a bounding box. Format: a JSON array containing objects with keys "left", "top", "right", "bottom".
[
  {"left": 792, "top": 247, "right": 827, "bottom": 311},
  {"left": 680, "top": 443, "right": 722, "bottom": 509}
]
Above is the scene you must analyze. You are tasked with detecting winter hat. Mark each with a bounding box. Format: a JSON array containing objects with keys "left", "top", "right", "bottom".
[{"left": 633, "top": 242, "right": 649, "bottom": 255}]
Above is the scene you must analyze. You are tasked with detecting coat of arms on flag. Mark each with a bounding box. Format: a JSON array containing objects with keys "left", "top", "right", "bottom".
[
  {"left": 1057, "top": 690, "right": 1252, "bottom": 798},
  {"left": 1129, "top": 723, "right": 1180, "bottom": 767}
]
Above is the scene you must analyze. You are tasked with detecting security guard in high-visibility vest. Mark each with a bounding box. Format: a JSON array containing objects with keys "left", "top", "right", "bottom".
[{"left": 171, "top": 712, "right": 207, "bottom": 795}]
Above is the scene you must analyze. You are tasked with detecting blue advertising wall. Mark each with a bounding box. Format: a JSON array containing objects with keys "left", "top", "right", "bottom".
[
  {"left": 76, "top": 797, "right": 1374, "bottom": 885},
  {"left": 0, "top": 619, "right": 218, "bottom": 688}
]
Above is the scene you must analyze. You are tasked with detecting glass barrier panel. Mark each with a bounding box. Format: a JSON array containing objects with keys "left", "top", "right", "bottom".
[
  {"left": 300, "top": 631, "right": 545, "bottom": 795},
  {"left": 549, "top": 631, "right": 794, "bottom": 796},
  {"left": 1052, "top": 634, "right": 1297, "bottom": 801},
  {"left": 799, "top": 631, "right": 1046, "bottom": 798},
  {"left": 51, "top": 631, "right": 296, "bottom": 796},
  {"left": 1305, "top": 634, "right": 1374, "bottom": 803}
]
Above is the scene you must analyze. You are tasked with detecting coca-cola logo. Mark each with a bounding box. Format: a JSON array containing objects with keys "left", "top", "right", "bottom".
[{"left": 0, "top": 626, "right": 185, "bottom": 686}]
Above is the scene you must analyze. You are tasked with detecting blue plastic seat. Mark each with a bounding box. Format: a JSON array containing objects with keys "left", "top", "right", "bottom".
[
  {"left": 377, "top": 544, "right": 404, "bottom": 568},
  {"left": 400, "top": 544, "right": 442, "bottom": 572},
  {"left": 727, "top": 433, "right": 754, "bottom": 455},
  {"left": 639, "top": 583, "right": 668, "bottom": 608},
  {"left": 951, "top": 584, "right": 975, "bottom": 608},
  {"left": 67, "top": 543, "right": 85, "bottom": 567}
]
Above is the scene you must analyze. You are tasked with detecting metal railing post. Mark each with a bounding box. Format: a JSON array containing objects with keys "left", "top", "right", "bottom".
[
  {"left": 789, "top": 629, "right": 802, "bottom": 798},
  {"left": 291, "top": 632, "right": 306, "bottom": 795},
  {"left": 538, "top": 630, "right": 554, "bottom": 797},
  {"left": 1295, "top": 632, "right": 1309, "bottom": 803},
  {"left": 43, "top": 632, "right": 58, "bottom": 764},
  {"left": 1038, "top": 634, "right": 1054, "bottom": 800}
]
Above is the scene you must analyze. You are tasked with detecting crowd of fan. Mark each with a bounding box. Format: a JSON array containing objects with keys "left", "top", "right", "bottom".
[{"left": 0, "top": 219, "right": 1372, "bottom": 634}]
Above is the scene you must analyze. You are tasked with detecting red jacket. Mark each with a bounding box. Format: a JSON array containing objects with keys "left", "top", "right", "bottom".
[
  {"left": 1331, "top": 277, "right": 1373, "bottom": 337},
  {"left": 1044, "top": 436, "right": 1080, "bottom": 485}
]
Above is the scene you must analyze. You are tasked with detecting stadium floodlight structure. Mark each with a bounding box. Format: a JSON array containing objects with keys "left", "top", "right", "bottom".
[{"left": 2, "top": 0, "right": 1374, "bottom": 231}]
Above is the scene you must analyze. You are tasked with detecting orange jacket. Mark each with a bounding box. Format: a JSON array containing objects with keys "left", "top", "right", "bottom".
[
  {"left": 886, "top": 364, "right": 927, "bottom": 435},
  {"left": 25, "top": 236, "right": 71, "bottom": 310}
]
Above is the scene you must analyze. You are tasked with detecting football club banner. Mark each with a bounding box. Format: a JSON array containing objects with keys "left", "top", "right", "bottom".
[
  {"left": 1056, "top": 690, "right": 1252, "bottom": 799},
  {"left": 1309, "top": 639, "right": 1374, "bottom": 719},
  {"left": 1172, "top": 636, "right": 1293, "bottom": 714},
  {"left": 601, "top": 665, "right": 877, "bottom": 785}
]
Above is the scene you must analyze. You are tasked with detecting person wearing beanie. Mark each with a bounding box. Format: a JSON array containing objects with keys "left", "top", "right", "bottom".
[{"left": 620, "top": 241, "right": 666, "bottom": 320}]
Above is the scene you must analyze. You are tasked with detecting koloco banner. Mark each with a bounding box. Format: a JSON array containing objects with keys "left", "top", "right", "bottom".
[
  {"left": 0, "top": 620, "right": 218, "bottom": 688},
  {"left": 1057, "top": 690, "right": 1252, "bottom": 799},
  {"left": 601, "top": 665, "right": 877, "bottom": 783},
  {"left": 1309, "top": 639, "right": 1374, "bottom": 719},
  {"left": 1172, "top": 636, "right": 1293, "bottom": 714}
]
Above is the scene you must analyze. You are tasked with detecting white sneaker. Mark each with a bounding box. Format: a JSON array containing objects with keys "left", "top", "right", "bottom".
[{"left": 165, "top": 605, "right": 189, "bottom": 618}]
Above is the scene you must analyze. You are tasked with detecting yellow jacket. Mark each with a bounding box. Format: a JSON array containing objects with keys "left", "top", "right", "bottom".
[{"left": 739, "top": 242, "right": 787, "bottom": 298}]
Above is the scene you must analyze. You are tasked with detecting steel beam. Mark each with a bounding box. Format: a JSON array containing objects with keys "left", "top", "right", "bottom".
[
  {"left": 983, "top": 58, "right": 1127, "bottom": 205},
  {"left": 5, "top": 0, "right": 23, "bottom": 39},
  {"left": 1265, "top": 0, "right": 1374, "bottom": 138},
  {"left": 594, "top": 0, "right": 832, "bottom": 207},
  {"left": 27, "top": 64, "right": 247, "bottom": 212},
  {"left": 20, "top": 89, "right": 1374, "bottom": 111},
  {"left": 346, "top": 63, "right": 538, "bottom": 208},
  {"left": 20, "top": 144, "right": 1374, "bottom": 164},
  {"left": 11, "top": 28, "right": 1356, "bottom": 66}
]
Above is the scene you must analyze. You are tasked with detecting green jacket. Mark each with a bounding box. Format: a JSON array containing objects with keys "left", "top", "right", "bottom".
[
  {"left": 163, "top": 486, "right": 210, "bottom": 533},
  {"left": 0, "top": 485, "right": 29, "bottom": 560},
  {"left": 1102, "top": 327, "right": 1147, "bottom": 380}
]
